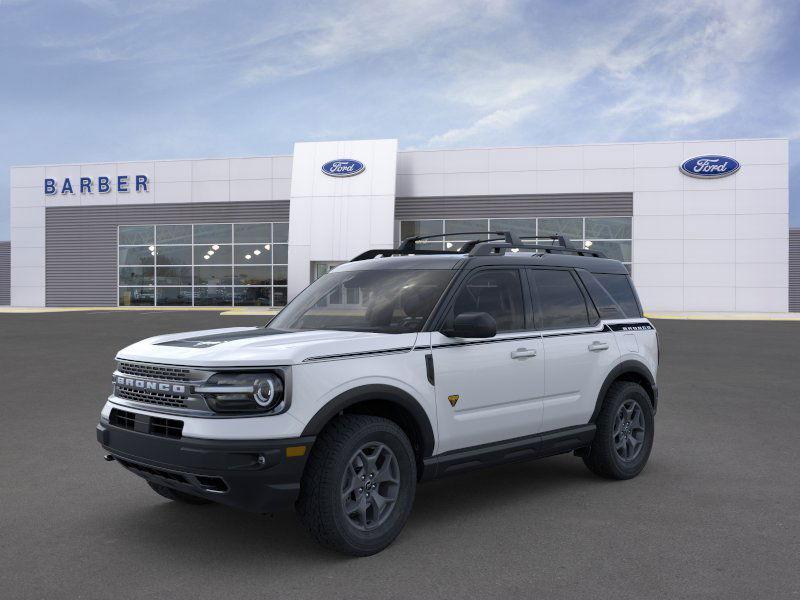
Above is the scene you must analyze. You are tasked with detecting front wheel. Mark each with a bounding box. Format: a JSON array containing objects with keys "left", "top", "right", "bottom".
[
  {"left": 297, "top": 414, "right": 417, "bottom": 556},
  {"left": 583, "top": 381, "right": 654, "bottom": 479}
]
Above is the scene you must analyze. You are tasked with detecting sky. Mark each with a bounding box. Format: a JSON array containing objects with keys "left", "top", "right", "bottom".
[{"left": 1, "top": 0, "right": 799, "bottom": 238}]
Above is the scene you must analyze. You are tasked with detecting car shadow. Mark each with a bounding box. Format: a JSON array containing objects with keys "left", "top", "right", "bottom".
[{"left": 99, "top": 454, "right": 602, "bottom": 563}]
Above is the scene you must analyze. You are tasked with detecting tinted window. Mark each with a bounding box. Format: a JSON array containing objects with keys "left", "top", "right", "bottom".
[
  {"left": 529, "top": 269, "right": 590, "bottom": 329},
  {"left": 577, "top": 270, "right": 625, "bottom": 319},
  {"left": 593, "top": 273, "right": 642, "bottom": 318},
  {"left": 450, "top": 270, "right": 524, "bottom": 332}
]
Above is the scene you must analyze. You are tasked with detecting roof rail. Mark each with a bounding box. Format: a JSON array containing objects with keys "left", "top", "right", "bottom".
[
  {"left": 349, "top": 231, "right": 607, "bottom": 262},
  {"left": 468, "top": 234, "right": 607, "bottom": 258},
  {"left": 396, "top": 231, "right": 523, "bottom": 253}
]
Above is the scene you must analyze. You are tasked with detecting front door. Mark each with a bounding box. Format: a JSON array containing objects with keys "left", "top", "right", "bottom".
[{"left": 430, "top": 268, "right": 545, "bottom": 453}]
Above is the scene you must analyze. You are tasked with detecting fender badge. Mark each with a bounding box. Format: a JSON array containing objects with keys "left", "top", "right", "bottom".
[{"left": 448, "top": 394, "right": 459, "bottom": 407}]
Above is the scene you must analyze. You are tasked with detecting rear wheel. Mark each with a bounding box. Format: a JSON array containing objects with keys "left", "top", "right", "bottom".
[
  {"left": 297, "top": 414, "right": 417, "bottom": 556},
  {"left": 147, "top": 481, "right": 212, "bottom": 505},
  {"left": 583, "top": 381, "right": 654, "bottom": 479}
]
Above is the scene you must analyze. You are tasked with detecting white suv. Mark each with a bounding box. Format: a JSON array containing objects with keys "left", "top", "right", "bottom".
[{"left": 98, "top": 232, "right": 658, "bottom": 556}]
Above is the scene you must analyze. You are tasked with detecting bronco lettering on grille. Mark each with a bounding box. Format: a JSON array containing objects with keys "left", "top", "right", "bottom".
[{"left": 115, "top": 376, "right": 187, "bottom": 395}]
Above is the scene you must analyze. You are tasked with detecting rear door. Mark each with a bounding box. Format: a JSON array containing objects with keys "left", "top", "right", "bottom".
[
  {"left": 430, "top": 267, "right": 545, "bottom": 453},
  {"left": 526, "top": 268, "right": 620, "bottom": 432}
]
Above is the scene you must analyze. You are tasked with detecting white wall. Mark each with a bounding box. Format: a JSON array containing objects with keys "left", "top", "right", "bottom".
[
  {"left": 631, "top": 139, "right": 788, "bottom": 312},
  {"left": 287, "top": 139, "right": 397, "bottom": 298},
  {"left": 396, "top": 138, "right": 789, "bottom": 313},
  {"left": 10, "top": 138, "right": 789, "bottom": 312},
  {"left": 9, "top": 155, "right": 292, "bottom": 307}
]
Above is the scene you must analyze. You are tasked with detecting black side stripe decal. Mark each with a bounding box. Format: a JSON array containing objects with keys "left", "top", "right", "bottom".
[{"left": 303, "top": 347, "right": 414, "bottom": 363}]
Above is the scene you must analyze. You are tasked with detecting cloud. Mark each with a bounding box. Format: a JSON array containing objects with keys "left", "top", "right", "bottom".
[
  {"left": 428, "top": 106, "right": 536, "bottom": 145},
  {"left": 422, "top": 0, "right": 789, "bottom": 146}
]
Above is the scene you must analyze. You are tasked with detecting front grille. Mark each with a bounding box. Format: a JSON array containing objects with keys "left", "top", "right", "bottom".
[
  {"left": 150, "top": 416, "right": 183, "bottom": 439},
  {"left": 115, "top": 387, "right": 187, "bottom": 408},
  {"left": 117, "top": 361, "right": 192, "bottom": 382},
  {"left": 109, "top": 408, "right": 136, "bottom": 430},
  {"left": 108, "top": 408, "right": 184, "bottom": 439}
]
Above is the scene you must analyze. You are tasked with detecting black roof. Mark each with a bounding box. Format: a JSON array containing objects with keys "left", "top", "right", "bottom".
[{"left": 341, "top": 249, "right": 628, "bottom": 276}]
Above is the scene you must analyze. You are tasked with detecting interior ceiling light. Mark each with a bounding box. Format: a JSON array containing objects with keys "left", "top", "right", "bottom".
[
  {"left": 208, "top": 250, "right": 215, "bottom": 256},
  {"left": 265, "top": 244, "right": 271, "bottom": 250},
  {"left": 148, "top": 246, "right": 154, "bottom": 251},
  {"left": 584, "top": 240, "right": 594, "bottom": 248},
  {"left": 445, "top": 242, "right": 453, "bottom": 249},
  {"left": 204, "top": 255, "right": 210, "bottom": 260},
  {"left": 254, "top": 250, "right": 261, "bottom": 255},
  {"left": 245, "top": 254, "right": 252, "bottom": 260},
  {"left": 212, "top": 244, "right": 220, "bottom": 251}
]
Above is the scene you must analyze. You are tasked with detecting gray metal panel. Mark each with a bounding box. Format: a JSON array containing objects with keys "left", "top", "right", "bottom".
[
  {"left": 45, "top": 201, "right": 290, "bottom": 307},
  {"left": 0, "top": 241, "right": 10, "bottom": 306},
  {"left": 790, "top": 228, "right": 800, "bottom": 312},
  {"left": 394, "top": 193, "right": 633, "bottom": 219}
]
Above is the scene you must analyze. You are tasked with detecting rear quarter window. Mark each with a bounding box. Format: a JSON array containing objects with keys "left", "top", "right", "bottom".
[{"left": 589, "top": 272, "right": 642, "bottom": 319}]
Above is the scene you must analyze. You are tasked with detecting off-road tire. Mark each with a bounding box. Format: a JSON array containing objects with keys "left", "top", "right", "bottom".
[
  {"left": 583, "top": 381, "right": 654, "bottom": 480},
  {"left": 297, "top": 414, "right": 417, "bottom": 556},
  {"left": 147, "top": 481, "right": 212, "bottom": 505}
]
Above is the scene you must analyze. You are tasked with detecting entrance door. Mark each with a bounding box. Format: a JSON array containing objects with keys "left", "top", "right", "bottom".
[{"left": 430, "top": 268, "right": 545, "bottom": 453}]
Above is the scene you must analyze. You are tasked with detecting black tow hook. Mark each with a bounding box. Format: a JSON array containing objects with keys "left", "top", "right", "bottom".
[{"left": 103, "top": 454, "right": 116, "bottom": 462}]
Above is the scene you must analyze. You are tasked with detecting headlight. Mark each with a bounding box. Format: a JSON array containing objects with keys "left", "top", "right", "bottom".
[{"left": 197, "top": 372, "right": 285, "bottom": 414}]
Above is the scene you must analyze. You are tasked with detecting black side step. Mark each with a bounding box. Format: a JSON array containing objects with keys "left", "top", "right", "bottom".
[{"left": 421, "top": 424, "right": 596, "bottom": 481}]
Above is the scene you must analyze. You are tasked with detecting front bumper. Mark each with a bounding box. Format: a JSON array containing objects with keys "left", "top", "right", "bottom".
[{"left": 97, "top": 420, "right": 315, "bottom": 513}]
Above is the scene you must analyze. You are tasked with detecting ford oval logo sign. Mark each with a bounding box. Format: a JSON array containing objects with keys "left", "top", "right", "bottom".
[
  {"left": 321, "top": 159, "right": 365, "bottom": 177},
  {"left": 680, "top": 155, "right": 740, "bottom": 179}
]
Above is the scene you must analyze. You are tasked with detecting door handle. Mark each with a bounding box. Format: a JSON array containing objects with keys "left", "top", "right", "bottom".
[
  {"left": 588, "top": 341, "right": 610, "bottom": 352},
  {"left": 511, "top": 348, "right": 537, "bottom": 359}
]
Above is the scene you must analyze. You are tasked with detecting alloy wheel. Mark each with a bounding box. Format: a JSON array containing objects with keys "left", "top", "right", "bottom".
[{"left": 340, "top": 442, "right": 401, "bottom": 531}]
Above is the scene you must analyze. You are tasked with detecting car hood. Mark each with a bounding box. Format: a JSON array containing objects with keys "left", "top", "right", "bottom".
[{"left": 115, "top": 326, "right": 420, "bottom": 367}]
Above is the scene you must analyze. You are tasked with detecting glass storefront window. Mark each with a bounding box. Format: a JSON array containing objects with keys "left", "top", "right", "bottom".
[
  {"left": 118, "top": 222, "right": 288, "bottom": 307},
  {"left": 234, "top": 223, "right": 269, "bottom": 243},
  {"left": 489, "top": 218, "right": 536, "bottom": 240},
  {"left": 119, "top": 287, "right": 155, "bottom": 306},
  {"left": 585, "top": 217, "right": 631, "bottom": 239},
  {"left": 398, "top": 216, "right": 632, "bottom": 271},
  {"left": 119, "top": 266, "right": 154, "bottom": 286},
  {"left": 119, "top": 225, "right": 153, "bottom": 245},
  {"left": 156, "top": 287, "right": 192, "bottom": 306},
  {"left": 156, "top": 224, "right": 192, "bottom": 245},
  {"left": 537, "top": 217, "right": 582, "bottom": 240},
  {"left": 194, "top": 223, "right": 232, "bottom": 244}
]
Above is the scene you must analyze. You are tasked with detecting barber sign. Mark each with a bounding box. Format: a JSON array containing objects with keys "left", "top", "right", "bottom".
[
  {"left": 680, "top": 155, "right": 740, "bottom": 179},
  {"left": 321, "top": 159, "right": 365, "bottom": 177}
]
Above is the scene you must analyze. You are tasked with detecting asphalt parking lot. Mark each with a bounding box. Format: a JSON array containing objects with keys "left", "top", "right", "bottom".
[{"left": 1, "top": 312, "right": 799, "bottom": 599}]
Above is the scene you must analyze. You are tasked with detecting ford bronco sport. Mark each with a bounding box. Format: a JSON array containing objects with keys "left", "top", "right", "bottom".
[{"left": 97, "top": 231, "right": 658, "bottom": 555}]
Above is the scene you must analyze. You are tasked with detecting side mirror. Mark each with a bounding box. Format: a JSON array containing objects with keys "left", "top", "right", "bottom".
[{"left": 445, "top": 312, "right": 497, "bottom": 338}]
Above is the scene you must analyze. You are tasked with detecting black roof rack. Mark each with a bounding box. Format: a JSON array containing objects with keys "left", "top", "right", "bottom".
[{"left": 349, "top": 231, "right": 607, "bottom": 262}]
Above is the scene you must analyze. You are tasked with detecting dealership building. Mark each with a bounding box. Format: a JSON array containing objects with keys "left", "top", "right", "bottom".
[{"left": 3, "top": 137, "right": 797, "bottom": 312}]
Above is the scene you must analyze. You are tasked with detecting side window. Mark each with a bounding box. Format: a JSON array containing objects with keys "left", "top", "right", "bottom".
[
  {"left": 593, "top": 273, "right": 642, "bottom": 318},
  {"left": 449, "top": 269, "right": 525, "bottom": 332},
  {"left": 529, "top": 269, "right": 591, "bottom": 330},
  {"left": 576, "top": 269, "right": 625, "bottom": 320}
]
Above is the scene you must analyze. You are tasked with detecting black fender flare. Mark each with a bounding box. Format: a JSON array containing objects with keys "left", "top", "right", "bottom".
[
  {"left": 301, "top": 384, "right": 436, "bottom": 458},
  {"left": 590, "top": 360, "right": 657, "bottom": 422}
]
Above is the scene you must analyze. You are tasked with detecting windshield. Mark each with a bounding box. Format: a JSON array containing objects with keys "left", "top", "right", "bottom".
[{"left": 269, "top": 269, "right": 455, "bottom": 333}]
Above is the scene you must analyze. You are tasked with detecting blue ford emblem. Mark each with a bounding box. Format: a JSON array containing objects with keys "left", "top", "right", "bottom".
[
  {"left": 321, "top": 159, "right": 365, "bottom": 177},
  {"left": 680, "top": 155, "right": 740, "bottom": 178}
]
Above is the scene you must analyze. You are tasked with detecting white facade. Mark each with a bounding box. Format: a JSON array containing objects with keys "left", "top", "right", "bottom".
[{"left": 8, "top": 137, "right": 790, "bottom": 312}]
